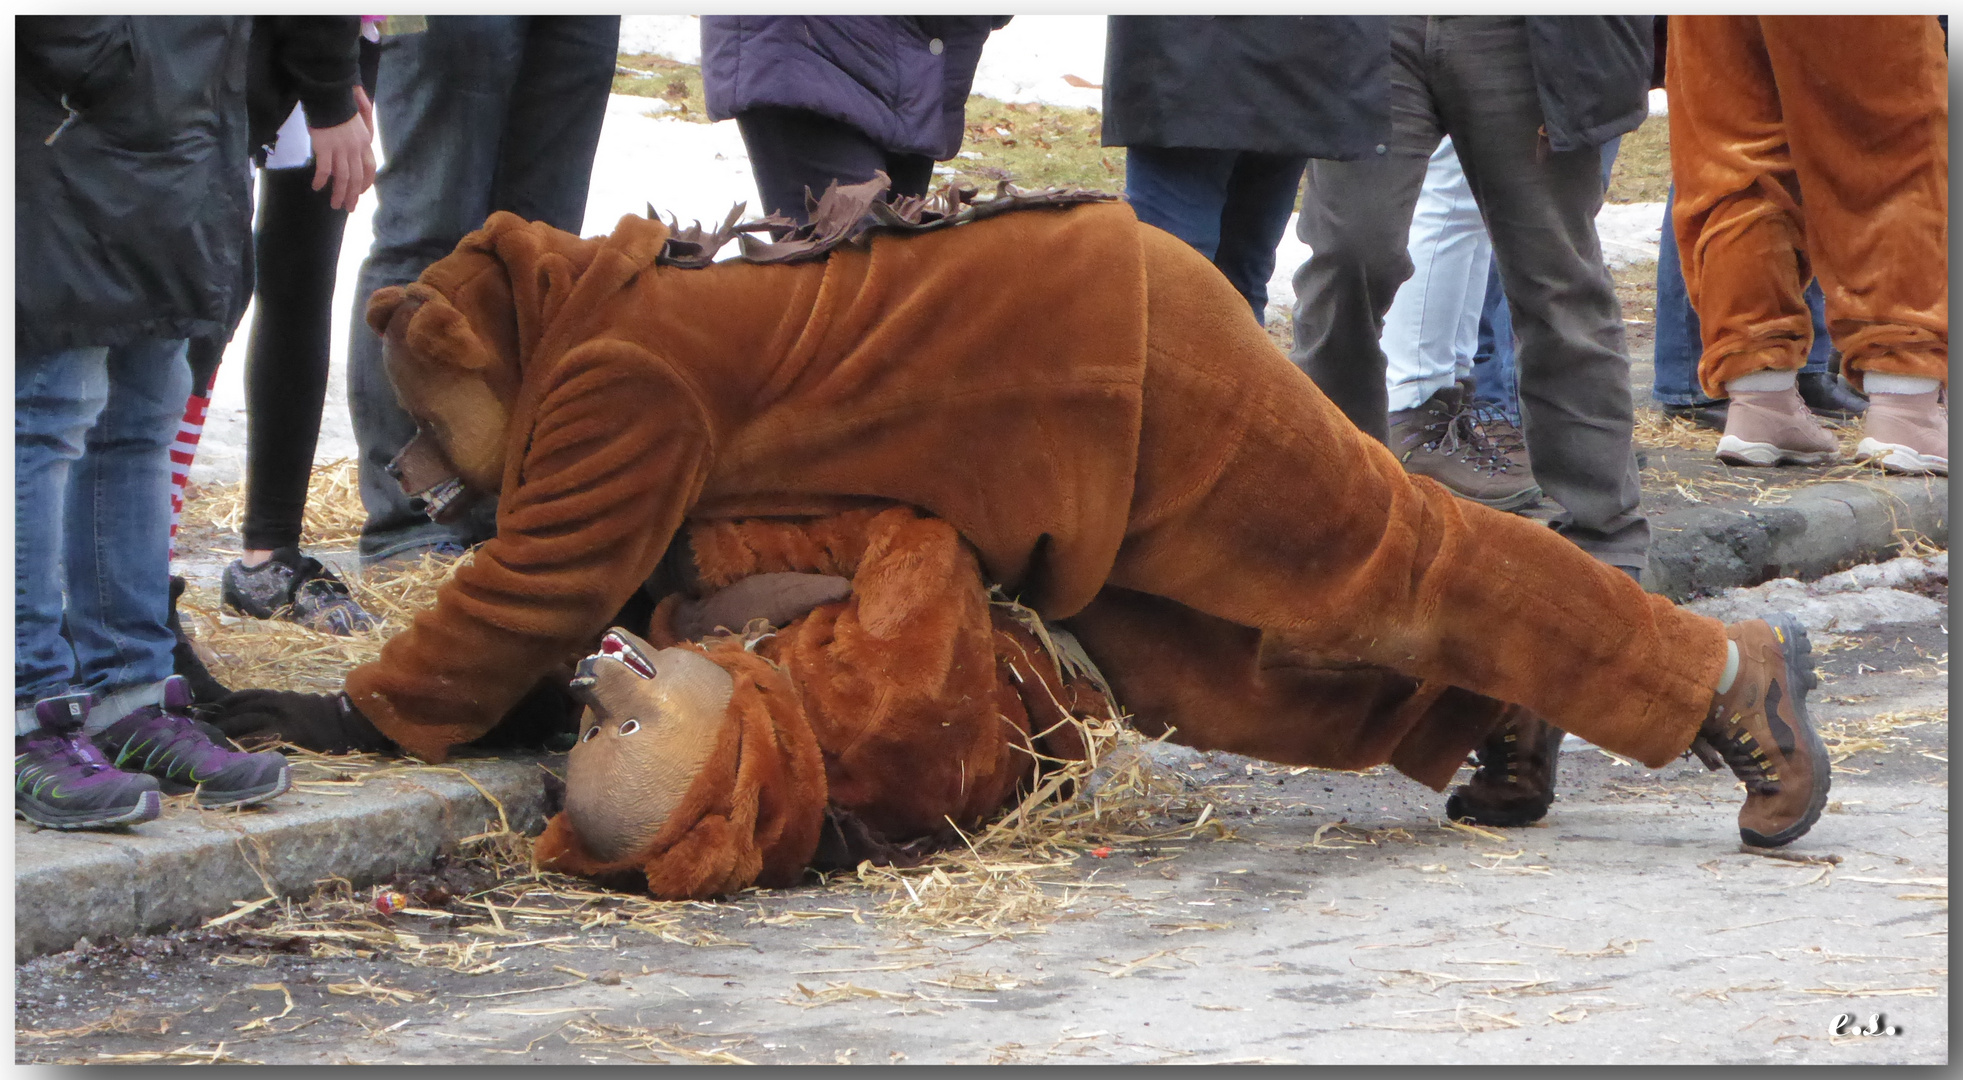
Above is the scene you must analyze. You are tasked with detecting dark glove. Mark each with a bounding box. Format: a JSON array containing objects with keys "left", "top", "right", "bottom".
[
  {"left": 673, "top": 572, "right": 853, "bottom": 640},
  {"left": 210, "top": 689, "right": 395, "bottom": 754}
]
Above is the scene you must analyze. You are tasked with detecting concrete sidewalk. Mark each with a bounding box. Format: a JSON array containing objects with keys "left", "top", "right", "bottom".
[{"left": 14, "top": 474, "right": 1947, "bottom": 959}]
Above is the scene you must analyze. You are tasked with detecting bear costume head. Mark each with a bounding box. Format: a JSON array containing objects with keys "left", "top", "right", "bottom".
[
  {"left": 361, "top": 211, "right": 661, "bottom": 521},
  {"left": 533, "top": 628, "right": 829, "bottom": 899}
]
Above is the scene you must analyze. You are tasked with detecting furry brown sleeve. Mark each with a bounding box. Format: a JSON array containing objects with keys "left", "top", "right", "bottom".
[{"left": 346, "top": 340, "right": 713, "bottom": 762}]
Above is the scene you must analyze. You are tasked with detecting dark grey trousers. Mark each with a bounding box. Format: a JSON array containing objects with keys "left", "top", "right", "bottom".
[{"left": 1289, "top": 15, "right": 1647, "bottom": 571}]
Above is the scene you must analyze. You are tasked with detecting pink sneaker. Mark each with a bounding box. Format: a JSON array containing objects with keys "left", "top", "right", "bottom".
[
  {"left": 1716, "top": 388, "right": 1840, "bottom": 467},
  {"left": 1856, "top": 388, "right": 1948, "bottom": 476}
]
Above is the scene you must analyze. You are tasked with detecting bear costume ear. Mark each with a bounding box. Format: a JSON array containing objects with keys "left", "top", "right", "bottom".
[{"left": 365, "top": 285, "right": 411, "bottom": 336}]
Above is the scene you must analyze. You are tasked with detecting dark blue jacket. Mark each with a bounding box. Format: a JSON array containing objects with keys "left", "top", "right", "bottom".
[
  {"left": 701, "top": 16, "right": 1005, "bottom": 161},
  {"left": 17, "top": 15, "right": 255, "bottom": 354}
]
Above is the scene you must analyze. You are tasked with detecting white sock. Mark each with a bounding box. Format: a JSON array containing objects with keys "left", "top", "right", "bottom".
[
  {"left": 1714, "top": 640, "right": 1740, "bottom": 694},
  {"left": 1862, "top": 373, "right": 1941, "bottom": 396},
  {"left": 1726, "top": 368, "right": 1798, "bottom": 393}
]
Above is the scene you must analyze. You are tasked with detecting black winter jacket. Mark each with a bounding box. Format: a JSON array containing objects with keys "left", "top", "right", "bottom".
[
  {"left": 246, "top": 15, "right": 362, "bottom": 160},
  {"left": 1102, "top": 15, "right": 1652, "bottom": 158},
  {"left": 16, "top": 15, "right": 255, "bottom": 354},
  {"left": 1102, "top": 16, "right": 1389, "bottom": 161}
]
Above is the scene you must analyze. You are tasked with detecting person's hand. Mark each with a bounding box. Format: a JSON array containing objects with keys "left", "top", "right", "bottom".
[
  {"left": 211, "top": 690, "right": 396, "bottom": 754},
  {"left": 673, "top": 572, "right": 853, "bottom": 640},
  {"left": 307, "top": 88, "right": 376, "bottom": 211}
]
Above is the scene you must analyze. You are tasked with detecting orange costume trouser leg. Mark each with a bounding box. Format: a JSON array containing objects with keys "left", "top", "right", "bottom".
[
  {"left": 1107, "top": 226, "right": 1730, "bottom": 770},
  {"left": 1669, "top": 16, "right": 1949, "bottom": 397}
]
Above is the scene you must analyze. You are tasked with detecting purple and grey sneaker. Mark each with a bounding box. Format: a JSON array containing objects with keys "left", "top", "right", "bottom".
[
  {"left": 16, "top": 692, "right": 163, "bottom": 830},
  {"left": 93, "top": 677, "right": 291, "bottom": 809}
]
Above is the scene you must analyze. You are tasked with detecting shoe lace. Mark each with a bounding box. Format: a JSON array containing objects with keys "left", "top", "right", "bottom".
[
  {"left": 1421, "top": 405, "right": 1519, "bottom": 478},
  {"left": 39, "top": 730, "right": 113, "bottom": 776},
  {"left": 288, "top": 554, "right": 354, "bottom": 598},
  {"left": 1695, "top": 706, "right": 1780, "bottom": 794}
]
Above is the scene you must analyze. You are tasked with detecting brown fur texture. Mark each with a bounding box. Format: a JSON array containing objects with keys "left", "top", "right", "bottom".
[
  {"left": 349, "top": 202, "right": 1729, "bottom": 773},
  {"left": 1668, "top": 16, "right": 1948, "bottom": 395},
  {"left": 537, "top": 507, "right": 1105, "bottom": 896}
]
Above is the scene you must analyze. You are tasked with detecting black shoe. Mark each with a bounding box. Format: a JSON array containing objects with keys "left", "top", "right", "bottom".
[
  {"left": 1445, "top": 707, "right": 1565, "bottom": 827},
  {"left": 222, "top": 548, "right": 377, "bottom": 636},
  {"left": 167, "top": 575, "right": 231, "bottom": 704},
  {"left": 1796, "top": 371, "right": 1868, "bottom": 420},
  {"left": 1663, "top": 400, "right": 1729, "bottom": 431}
]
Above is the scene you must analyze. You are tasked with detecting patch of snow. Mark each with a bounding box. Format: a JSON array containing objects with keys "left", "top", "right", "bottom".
[
  {"left": 617, "top": 15, "right": 701, "bottom": 65},
  {"left": 1683, "top": 557, "right": 1949, "bottom": 634},
  {"left": 970, "top": 15, "right": 1108, "bottom": 110}
]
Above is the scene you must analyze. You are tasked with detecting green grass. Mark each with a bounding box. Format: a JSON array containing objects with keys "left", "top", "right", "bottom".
[
  {"left": 612, "top": 53, "right": 710, "bottom": 123},
  {"left": 1606, "top": 114, "right": 1669, "bottom": 204},
  {"left": 944, "top": 96, "right": 1123, "bottom": 193}
]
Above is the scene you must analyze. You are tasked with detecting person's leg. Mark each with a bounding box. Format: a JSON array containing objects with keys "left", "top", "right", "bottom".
[
  {"left": 1382, "top": 138, "right": 1492, "bottom": 413},
  {"left": 1289, "top": 15, "right": 1439, "bottom": 443},
  {"left": 495, "top": 15, "right": 619, "bottom": 232},
  {"left": 1211, "top": 151, "right": 1308, "bottom": 324},
  {"left": 61, "top": 339, "right": 191, "bottom": 725},
  {"left": 881, "top": 151, "right": 936, "bottom": 202},
  {"left": 1469, "top": 254, "right": 1520, "bottom": 423},
  {"left": 1758, "top": 16, "right": 1947, "bottom": 473},
  {"left": 16, "top": 347, "right": 112, "bottom": 724},
  {"left": 1119, "top": 145, "right": 1235, "bottom": 264},
  {"left": 1136, "top": 222, "right": 1725, "bottom": 764},
  {"left": 243, "top": 166, "right": 348, "bottom": 554},
  {"left": 1437, "top": 16, "right": 1648, "bottom": 572},
  {"left": 736, "top": 106, "right": 907, "bottom": 224},
  {"left": 224, "top": 164, "right": 379, "bottom": 634},
  {"left": 166, "top": 337, "right": 224, "bottom": 558},
  {"left": 1651, "top": 185, "right": 1718, "bottom": 409},
  {"left": 349, "top": 17, "right": 525, "bottom": 564}
]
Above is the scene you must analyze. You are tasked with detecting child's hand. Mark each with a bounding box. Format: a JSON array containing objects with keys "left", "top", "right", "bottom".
[{"left": 308, "top": 89, "right": 376, "bottom": 211}]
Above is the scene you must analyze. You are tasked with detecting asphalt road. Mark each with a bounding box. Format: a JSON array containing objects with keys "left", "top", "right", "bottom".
[{"left": 16, "top": 615, "right": 1946, "bottom": 1066}]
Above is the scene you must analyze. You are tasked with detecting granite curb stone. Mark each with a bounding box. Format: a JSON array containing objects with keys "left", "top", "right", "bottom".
[
  {"left": 15, "top": 756, "right": 555, "bottom": 958},
  {"left": 1644, "top": 476, "right": 1947, "bottom": 601}
]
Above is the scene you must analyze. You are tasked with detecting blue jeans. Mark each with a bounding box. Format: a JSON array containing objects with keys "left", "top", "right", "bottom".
[
  {"left": 1650, "top": 185, "right": 1832, "bottom": 406},
  {"left": 1470, "top": 136, "right": 1622, "bottom": 423},
  {"left": 348, "top": 15, "right": 619, "bottom": 563},
  {"left": 1125, "top": 146, "right": 1309, "bottom": 325},
  {"left": 16, "top": 340, "right": 190, "bottom": 732}
]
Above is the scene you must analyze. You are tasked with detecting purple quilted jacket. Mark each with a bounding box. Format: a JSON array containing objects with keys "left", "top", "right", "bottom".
[{"left": 701, "top": 16, "right": 1004, "bottom": 161}]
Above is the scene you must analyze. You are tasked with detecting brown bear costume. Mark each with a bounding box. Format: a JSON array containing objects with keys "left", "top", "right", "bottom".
[
  {"left": 534, "top": 506, "right": 1115, "bottom": 897},
  {"left": 342, "top": 193, "right": 1727, "bottom": 774},
  {"left": 217, "top": 182, "right": 1835, "bottom": 872}
]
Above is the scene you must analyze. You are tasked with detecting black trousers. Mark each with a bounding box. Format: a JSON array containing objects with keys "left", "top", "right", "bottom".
[
  {"left": 735, "top": 106, "right": 936, "bottom": 225},
  {"left": 240, "top": 38, "right": 381, "bottom": 552}
]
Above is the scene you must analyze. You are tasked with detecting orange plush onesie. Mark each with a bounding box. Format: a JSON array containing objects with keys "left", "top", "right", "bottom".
[
  {"left": 1668, "top": 16, "right": 1948, "bottom": 397},
  {"left": 533, "top": 506, "right": 1111, "bottom": 895},
  {"left": 341, "top": 192, "right": 1730, "bottom": 787}
]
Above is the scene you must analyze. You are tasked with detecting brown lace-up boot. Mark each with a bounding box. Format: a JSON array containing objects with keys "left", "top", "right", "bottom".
[
  {"left": 1690, "top": 614, "right": 1831, "bottom": 847},
  {"left": 1444, "top": 706, "right": 1566, "bottom": 827},
  {"left": 1388, "top": 386, "right": 1541, "bottom": 512}
]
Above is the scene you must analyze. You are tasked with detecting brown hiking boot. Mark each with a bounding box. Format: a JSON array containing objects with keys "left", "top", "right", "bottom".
[
  {"left": 1689, "top": 614, "right": 1830, "bottom": 847},
  {"left": 1389, "top": 386, "right": 1541, "bottom": 512},
  {"left": 1715, "top": 386, "right": 1840, "bottom": 466},
  {"left": 1445, "top": 706, "right": 1565, "bottom": 827},
  {"left": 1855, "top": 388, "right": 1947, "bottom": 476}
]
